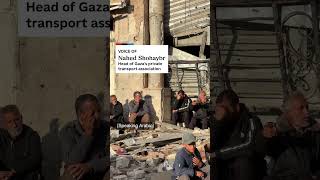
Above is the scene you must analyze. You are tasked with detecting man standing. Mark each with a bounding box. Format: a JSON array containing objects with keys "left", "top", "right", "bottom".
[
  {"left": 128, "top": 91, "right": 150, "bottom": 124},
  {"left": 208, "top": 90, "right": 266, "bottom": 180},
  {"left": 190, "top": 91, "right": 211, "bottom": 129},
  {"left": 172, "top": 90, "right": 192, "bottom": 127},
  {"left": 60, "top": 94, "right": 108, "bottom": 180},
  {"left": 0, "top": 105, "right": 41, "bottom": 180},
  {"left": 173, "top": 133, "right": 209, "bottom": 180},
  {"left": 263, "top": 92, "right": 320, "bottom": 180},
  {"left": 110, "top": 95, "right": 124, "bottom": 128}
]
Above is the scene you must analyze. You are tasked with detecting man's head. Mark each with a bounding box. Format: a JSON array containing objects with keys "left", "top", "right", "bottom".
[
  {"left": 282, "top": 91, "right": 309, "bottom": 129},
  {"left": 199, "top": 90, "right": 207, "bottom": 103},
  {"left": 215, "top": 90, "right": 240, "bottom": 121},
  {"left": 75, "top": 94, "right": 101, "bottom": 127},
  {"left": 177, "top": 90, "right": 185, "bottom": 99},
  {"left": 133, "top": 91, "right": 142, "bottom": 103},
  {"left": 1, "top": 105, "right": 23, "bottom": 138},
  {"left": 182, "top": 133, "right": 197, "bottom": 153},
  {"left": 110, "top": 95, "right": 117, "bottom": 105}
]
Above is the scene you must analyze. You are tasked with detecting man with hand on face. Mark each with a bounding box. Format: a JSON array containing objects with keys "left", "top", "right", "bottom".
[
  {"left": 60, "top": 94, "right": 108, "bottom": 180},
  {"left": 0, "top": 105, "right": 41, "bottom": 180},
  {"left": 263, "top": 92, "right": 320, "bottom": 180},
  {"left": 173, "top": 133, "right": 210, "bottom": 180},
  {"left": 128, "top": 91, "right": 150, "bottom": 124},
  {"left": 207, "top": 90, "right": 267, "bottom": 180},
  {"left": 190, "top": 90, "right": 211, "bottom": 130},
  {"left": 172, "top": 90, "right": 192, "bottom": 127}
]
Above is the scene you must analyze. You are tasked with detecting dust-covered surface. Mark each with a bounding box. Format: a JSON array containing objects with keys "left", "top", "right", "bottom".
[{"left": 110, "top": 122, "right": 210, "bottom": 180}]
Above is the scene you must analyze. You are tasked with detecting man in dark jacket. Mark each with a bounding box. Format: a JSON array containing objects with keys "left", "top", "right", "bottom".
[
  {"left": 110, "top": 95, "right": 124, "bottom": 128},
  {"left": 172, "top": 90, "right": 192, "bottom": 127},
  {"left": 60, "top": 94, "right": 108, "bottom": 180},
  {"left": 173, "top": 133, "right": 209, "bottom": 180},
  {"left": 128, "top": 91, "right": 150, "bottom": 124},
  {"left": 208, "top": 90, "right": 267, "bottom": 180},
  {"left": 263, "top": 92, "right": 320, "bottom": 180},
  {"left": 0, "top": 105, "right": 41, "bottom": 180},
  {"left": 190, "top": 91, "right": 211, "bottom": 129}
]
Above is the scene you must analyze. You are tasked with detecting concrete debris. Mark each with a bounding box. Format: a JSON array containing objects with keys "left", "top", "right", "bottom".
[
  {"left": 110, "top": 122, "right": 210, "bottom": 178},
  {"left": 116, "top": 156, "right": 132, "bottom": 169},
  {"left": 157, "top": 160, "right": 174, "bottom": 172},
  {"left": 133, "top": 169, "right": 145, "bottom": 179},
  {"left": 146, "top": 158, "right": 162, "bottom": 167},
  {"left": 123, "top": 138, "right": 137, "bottom": 146},
  {"left": 113, "top": 175, "right": 128, "bottom": 180}
]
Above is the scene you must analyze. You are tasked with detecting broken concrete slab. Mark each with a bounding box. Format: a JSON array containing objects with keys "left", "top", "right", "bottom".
[
  {"left": 157, "top": 122, "right": 194, "bottom": 133},
  {"left": 111, "top": 130, "right": 120, "bottom": 139},
  {"left": 139, "top": 133, "right": 183, "bottom": 147},
  {"left": 146, "top": 158, "right": 162, "bottom": 167},
  {"left": 111, "top": 132, "right": 136, "bottom": 143},
  {"left": 113, "top": 175, "right": 128, "bottom": 180},
  {"left": 116, "top": 156, "right": 132, "bottom": 169},
  {"left": 123, "top": 138, "right": 137, "bottom": 146},
  {"left": 134, "top": 169, "right": 145, "bottom": 179}
]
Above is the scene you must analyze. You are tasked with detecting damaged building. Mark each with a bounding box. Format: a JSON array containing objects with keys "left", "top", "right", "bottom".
[
  {"left": 110, "top": 0, "right": 210, "bottom": 179},
  {"left": 110, "top": 0, "right": 210, "bottom": 123}
]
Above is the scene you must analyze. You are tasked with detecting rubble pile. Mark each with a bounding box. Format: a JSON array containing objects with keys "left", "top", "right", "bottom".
[{"left": 110, "top": 122, "right": 210, "bottom": 180}]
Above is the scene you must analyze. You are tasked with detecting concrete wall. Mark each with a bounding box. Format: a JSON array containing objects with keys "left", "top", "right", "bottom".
[
  {"left": 16, "top": 38, "right": 107, "bottom": 180},
  {"left": 0, "top": 1, "right": 107, "bottom": 136},
  {"left": 17, "top": 38, "right": 107, "bottom": 137}
]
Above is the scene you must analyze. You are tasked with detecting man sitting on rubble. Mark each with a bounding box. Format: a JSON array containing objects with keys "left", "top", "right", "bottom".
[
  {"left": 172, "top": 90, "right": 192, "bottom": 128},
  {"left": 173, "top": 132, "right": 209, "bottom": 180},
  {"left": 0, "top": 105, "right": 41, "bottom": 180},
  {"left": 110, "top": 95, "right": 124, "bottom": 128},
  {"left": 60, "top": 94, "right": 108, "bottom": 180},
  {"left": 263, "top": 91, "right": 320, "bottom": 180},
  {"left": 128, "top": 91, "right": 150, "bottom": 124},
  {"left": 190, "top": 90, "right": 211, "bottom": 130}
]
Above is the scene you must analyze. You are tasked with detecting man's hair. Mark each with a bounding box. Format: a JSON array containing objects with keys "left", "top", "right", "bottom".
[
  {"left": 1, "top": 105, "right": 21, "bottom": 116},
  {"left": 216, "top": 89, "right": 239, "bottom": 108},
  {"left": 282, "top": 91, "right": 306, "bottom": 112},
  {"left": 133, "top": 91, "right": 142, "bottom": 97},
  {"left": 110, "top": 95, "right": 117, "bottom": 99},
  {"left": 178, "top": 90, "right": 185, "bottom": 95},
  {"left": 75, "top": 94, "right": 100, "bottom": 114}
]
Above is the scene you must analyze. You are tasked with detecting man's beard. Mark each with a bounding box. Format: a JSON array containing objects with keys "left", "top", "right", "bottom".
[{"left": 8, "top": 126, "right": 23, "bottom": 138}]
